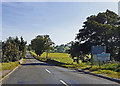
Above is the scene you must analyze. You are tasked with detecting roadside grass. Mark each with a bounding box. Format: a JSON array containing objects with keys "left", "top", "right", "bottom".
[
  {"left": 93, "top": 70, "right": 117, "bottom": 75},
  {"left": 40, "top": 52, "right": 73, "bottom": 64},
  {"left": 1, "top": 58, "right": 26, "bottom": 71},
  {"left": 93, "top": 70, "right": 119, "bottom": 79},
  {"left": 0, "top": 58, "right": 26, "bottom": 79},
  {"left": 1, "top": 62, "right": 19, "bottom": 71},
  {"left": 30, "top": 51, "right": 120, "bottom": 79},
  {"left": 40, "top": 52, "right": 70, "bottom": 58},
  {"left": 0, "top": 62, "right": 20, "bottom": 79}
]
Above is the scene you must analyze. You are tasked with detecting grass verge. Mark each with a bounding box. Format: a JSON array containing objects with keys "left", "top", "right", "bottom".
[
  {"left": 0, "top": 58, "right": 26, "bottom": 79},
  {"left": 1, "top": 62, "right": 20, "bottom": 71}
]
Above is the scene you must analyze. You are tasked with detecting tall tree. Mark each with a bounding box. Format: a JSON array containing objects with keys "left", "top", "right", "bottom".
[
  {"left": 20, "top": 36, "right": 27, "bottom": 58},
  {"left": 43, "top": 35, "right": 54, "bottom": 58},
  {"left": 70, "top": 9, "right": 120, "bottom": 62},
  {"left": 31, "top": 35, "right": 45, "bottom": 56},
  {"left": 2, "top": 36, "right": 27, "bottom": 62},
  {"left": 31, "top": 35, "right": 54, "bottom": 57}
]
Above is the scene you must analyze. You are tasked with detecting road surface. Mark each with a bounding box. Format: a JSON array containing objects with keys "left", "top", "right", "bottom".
[{"left": 2, "top": 52, "right": 119, "bottom": 85}]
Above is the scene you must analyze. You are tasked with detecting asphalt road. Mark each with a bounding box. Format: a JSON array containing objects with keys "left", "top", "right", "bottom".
[{"left": 2, "top": 52, "right": 119, "bottom": 85}]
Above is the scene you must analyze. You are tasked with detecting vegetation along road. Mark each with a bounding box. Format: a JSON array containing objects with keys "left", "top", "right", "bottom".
[{"left": 2, "top": 52, "right": 119, "bottom": 85}]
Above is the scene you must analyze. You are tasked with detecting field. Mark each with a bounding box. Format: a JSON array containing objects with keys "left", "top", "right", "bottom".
[
  {"left": 40, "top": 52, "right": 70, "bottom": 58},
  {"left": 30, "top": 51, "right": 120, "bottom": 79},
  {"left": 40, "top": 52, "right": 73, "bottom": 64}
]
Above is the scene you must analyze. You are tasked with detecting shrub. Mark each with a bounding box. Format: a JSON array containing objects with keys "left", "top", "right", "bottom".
[
  {"left": 90, "top": 66, "right": 99, "bottom": 71},
  {"left": 101, "top": 63, "right": 118, "bottom": 71},
  {"left": 116, "top": 67, "right": 120, "bottom": 72},
  {"left": 100, "top": 70, "right": 117, "bottom": 75}
]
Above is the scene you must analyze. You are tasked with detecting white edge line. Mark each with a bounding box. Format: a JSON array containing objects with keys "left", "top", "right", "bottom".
[
  {"left": 45, "top": 69, "right": 51, "bottom": 74},
  {"left": 0, "top": 65, "right": 21, "bottom": 82},
  {"left": 60, "top": 80, "right": 68, "bottom": 86},
  {"left": 0, "top": 60, "right": 25, "bottom": 82}
]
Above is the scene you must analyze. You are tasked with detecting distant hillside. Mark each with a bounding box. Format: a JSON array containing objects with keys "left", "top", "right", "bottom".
[{"left": 53, "top": 44, "right": 70, "bottom": 53}]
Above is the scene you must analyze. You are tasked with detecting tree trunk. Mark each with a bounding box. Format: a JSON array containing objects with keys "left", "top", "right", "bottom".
[{"left": 46, "top": 49, "right": 48, "bottom": 59}]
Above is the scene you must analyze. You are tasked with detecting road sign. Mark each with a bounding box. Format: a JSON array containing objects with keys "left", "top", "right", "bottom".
[
  {"left": 92, "top": 46, "right": 106, "bottom": 54},
  {"left": 97, "top": 53, "right": 110, "bottom": 61}
]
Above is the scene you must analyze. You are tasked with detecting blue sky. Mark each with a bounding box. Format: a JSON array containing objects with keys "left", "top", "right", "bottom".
[{"left": 2, "top": 2, "right": 118, "bottom": 45}]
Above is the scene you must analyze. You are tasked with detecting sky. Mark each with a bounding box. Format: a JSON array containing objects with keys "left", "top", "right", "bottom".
[{"left": 2, "top": 1, "right": 118, "bottom": 45}]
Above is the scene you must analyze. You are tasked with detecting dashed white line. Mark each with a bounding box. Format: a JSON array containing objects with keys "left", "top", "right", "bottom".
[
  {"left": 60, "top": 80, "right": 68, "bottom": 86},
  {"left": 45, "top": 69, "right": 51, "bottom": 74}
]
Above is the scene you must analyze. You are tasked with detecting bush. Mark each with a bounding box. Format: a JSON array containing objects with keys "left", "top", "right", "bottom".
[
  {"left": 100, "top": 70, "right": 117, "bottom": 75},
  {"left": 101, "top": 63, "right": 119, "bottom": 72},
  {"left": 90, "top": 66, "right": 99, "bottom": 71},
  {"left": 116, "top": 67, "right": 120, "bottom": 72}
]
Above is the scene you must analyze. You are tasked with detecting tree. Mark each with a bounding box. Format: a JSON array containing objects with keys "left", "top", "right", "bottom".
[
  {"left": 19, "top": 36, "right": 27, "bottom": 58},
  {"left": 116, "top": 26, "right": 120, "bottom": 61},
  {"left": 53, "top": 44, "right": 70, "bottom": 53},
  {"left": 31, "top": 35, "right": 44, "bottom": 56},
  {"left": 2, "top": 36, "right": 27, "bottom": 62},
  {"left": 27, "top": 44, "right": 32, "bottom": 51},
  {"left": 31, "top": 35, "right": 54, "bottom": 57},
  {"left": 43, "top": 35, "right": 54, "bottom": 58},
  {"left": 68, "top": 41, "right": 88, "bottom": 64},
  {"left": 70, "top": 9, "right": 120, "bottom": 62}
]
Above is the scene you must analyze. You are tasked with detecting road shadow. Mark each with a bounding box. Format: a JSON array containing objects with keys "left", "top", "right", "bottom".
[
  {"left": 21, "top": 62, "right": 53, "bottom": 66},
  {"left": 70, "top": 69, "right": 89, "bottom": 74},
  {"left": 25, "top": 57, "right": 34, "bottom": 59}
]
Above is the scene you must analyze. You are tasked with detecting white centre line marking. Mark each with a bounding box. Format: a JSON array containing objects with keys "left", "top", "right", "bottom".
[
  {"left": 45, "top": 69, "right": 51, "bottom": 74},
  {"left": 60, "top": 80, "right": 68, "bottom": 86}
]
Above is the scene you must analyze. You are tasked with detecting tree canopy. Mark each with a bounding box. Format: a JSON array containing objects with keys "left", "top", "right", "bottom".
[
  {"left": 2, "top": 36, "right": 27, "bottom": 62},
  {"left": 53, "top": 44, "right": 70, "bottom": 53},
  {"left": 31, "top": 35, "right": 54, "bottom": 56},
  {"left": 69, "top": 9, "right": 120, "bottom": 62}
]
